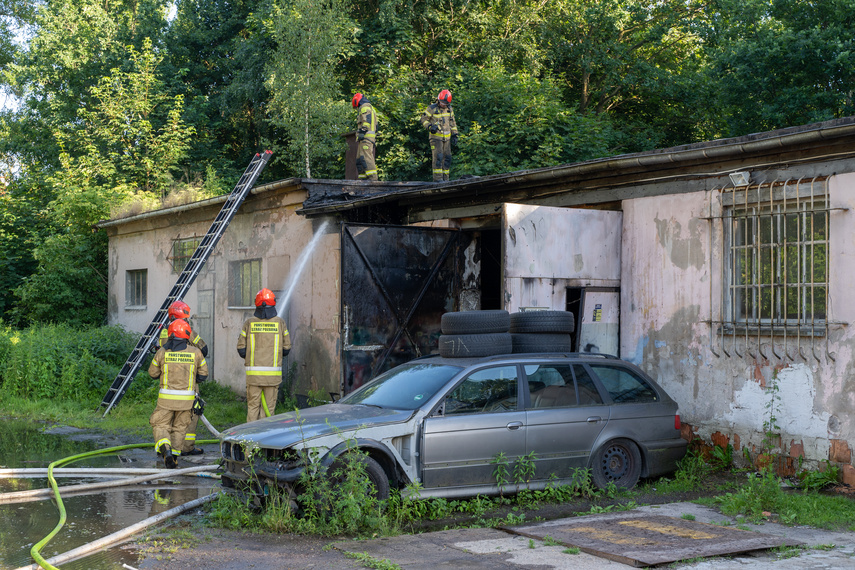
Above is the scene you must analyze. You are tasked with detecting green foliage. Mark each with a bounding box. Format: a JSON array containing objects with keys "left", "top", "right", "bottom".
[
  {"left": 0, "top": 324, "right": 142, "bottom": 404},
  {"left": 341, "top": 551, "right": 401, "bottom": 570},
  {"left": 795, "top": 462, "right": 840, "bottom": 491}
]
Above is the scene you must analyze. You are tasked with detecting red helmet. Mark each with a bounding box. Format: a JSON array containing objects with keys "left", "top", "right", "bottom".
[
  {"left": 168, "top": 300, "right": 191, "bottom": 320},
  {"left": 437, "top": 89, "right": 452, "bottom": 105},
  {"left": 168, "top": 319, "right": 192, "bottom": 340},
  {"left": 351, "top": 93, "right": 363, "bottom": 108},
  {"left": 255, "top": 288, "right": 276, "bottom": 307}
]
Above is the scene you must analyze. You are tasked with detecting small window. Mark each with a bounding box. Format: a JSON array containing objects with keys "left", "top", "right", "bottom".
[
  {"left": 589, "top": 364, "right": 658, "bottom": 403},
  {"left": 125, "top": 269, "right": 147, "bottom": 308},
  {"left": 170, "top": 238, "right": 200, "bottom": 273},
  {"left": 229, "top": 259, "right": 262, "bottom": 307},
  {"left": 524, "top": 364, "right": 576, "bottom": 408},
  {"left": 445, "top": 365, "right": 518, "bottom": 415}
]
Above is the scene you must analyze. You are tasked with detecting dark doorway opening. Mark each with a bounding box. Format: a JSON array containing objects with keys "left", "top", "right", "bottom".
[
  {"left": 566, "top": 287, "right": 583, "bottom": 351},
  {"left": 481, "top": 229, "right": 501, "bottom": 310}
]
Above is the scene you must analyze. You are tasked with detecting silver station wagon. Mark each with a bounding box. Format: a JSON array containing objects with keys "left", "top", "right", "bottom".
[{"left": 219, "top": 353, "right": 687, "bottom": 501}]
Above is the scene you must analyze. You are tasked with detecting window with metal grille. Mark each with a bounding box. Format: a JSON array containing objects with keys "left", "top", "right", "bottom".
[
  {"left": 170, "top": 237, "right": 200, "bottom": 273},
  {"left": 229, "top": 259, "right": 262, "bottom": 307},
  {"left": 724, "top": 181, "right": 828, "bottom": 332},
  {"left": 125, "top": 269, "right": 147, "bottom": 308}
]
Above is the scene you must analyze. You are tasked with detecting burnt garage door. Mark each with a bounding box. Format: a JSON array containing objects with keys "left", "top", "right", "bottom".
[{"left": 341, "top": 223, "right": 460, "bottom": 395}]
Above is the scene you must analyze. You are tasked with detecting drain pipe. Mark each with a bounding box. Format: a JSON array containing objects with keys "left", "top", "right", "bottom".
[{"left": 13, "top": 492, "right": 219, "bottom": 570}]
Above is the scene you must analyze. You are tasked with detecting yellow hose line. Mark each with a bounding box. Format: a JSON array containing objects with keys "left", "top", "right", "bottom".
[
  {"left": 261, "top": 390, "right": 272, "bottom": 417},
  {"left": 28, "top": 439, "right": 220, "bottom": 569}
]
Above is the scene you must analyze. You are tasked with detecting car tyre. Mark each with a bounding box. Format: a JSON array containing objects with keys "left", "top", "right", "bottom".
[
  {"left": 591, "top": 438, "right": 642, "bottom": 490},
  {"left": 511, "top": 333, "right": 573, "bottom": 353},
  {"left": 510, "top": 310, "right": 575, "bottom": 333},
  {"left": 330, "top": 454, "right": 390, "bottom": 503},
  {"left": 439, "top": 332, "right": 512, "bottom": 358},
  {"left": 441, "top": 310, "right": 511, "bottom": 334}
]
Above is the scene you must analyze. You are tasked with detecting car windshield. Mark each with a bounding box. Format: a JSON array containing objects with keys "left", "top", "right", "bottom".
[{"left": 339, "top": 362, "right": 463, "bottom": 410}]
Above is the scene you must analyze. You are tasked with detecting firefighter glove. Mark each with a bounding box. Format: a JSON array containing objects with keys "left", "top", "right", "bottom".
[
  {"left": 451, "top": 134, "right": 458, "bottom": 147},
  {"left": 357, "top": 127, "right": 367, "bottom": 140},
  {"left": 192, "top": 396, "right": 206, "bottom": 416},
  {"left": 429, "top": 124, "right": 439, "bottom": 134}
]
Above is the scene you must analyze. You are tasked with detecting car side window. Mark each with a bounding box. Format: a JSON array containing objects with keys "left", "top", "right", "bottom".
[
  {"left": 573, "top": 365, "right": 604, "bottom": 405},
  {"left": 444, "top": 365, "right": 518, "bottom": 415},
  {"left": 589, "top": 364, "right": 658, "bottom": 403},
  {"left": 524, "top": 364, "right": 577, "bottom": 409}
]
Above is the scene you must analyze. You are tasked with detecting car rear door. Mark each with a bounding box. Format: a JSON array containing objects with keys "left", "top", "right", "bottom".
[
  {"left": 421, "top": 364, "right": 525, "bottom": 489},
  {"left": 523, "top": 363, "right": 609, "bottom": 480}
]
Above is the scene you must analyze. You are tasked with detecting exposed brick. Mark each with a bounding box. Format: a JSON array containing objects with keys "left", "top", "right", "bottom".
[
  {"left": 829, "top": 439, "right": 852, "bottom": 464},
  {"left": 680, "top": 423, "right": 695, "bottom": 442},
  {"left": 754, "top": 453, "right": 773, "bottom": 470},
  {"left": 842, "top": 465, "right": 855, "bottom": 487},
  {"left": 711, "top": 431, "right": 730, "bottom": 448},
  {"left": 789, "top": 440, "right": 805, "bottom": 460},
  {"left": 733, "top": 433, "right": 741, "bottom": 451}
]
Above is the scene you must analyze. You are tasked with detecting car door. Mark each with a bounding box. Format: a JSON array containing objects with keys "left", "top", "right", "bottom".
[
  {"left": 524, "top": 363, "right": 609, "bottom": 481},
  {"left": 421, "top": 364, "right": 525, "bottom": 489}
]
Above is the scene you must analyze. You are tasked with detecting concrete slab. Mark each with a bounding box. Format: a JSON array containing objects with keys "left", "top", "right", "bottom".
[{"left": 509, "top": 512, "right": 801, "bottom": 567}]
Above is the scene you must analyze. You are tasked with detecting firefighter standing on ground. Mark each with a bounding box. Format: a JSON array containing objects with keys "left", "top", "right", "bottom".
[
  {"left": 420, "top": 89, "right": 458, "bottom": 181},
  {"left": 237, "top": 288, "right": 291, "bottom": 423},
  {"left": 352, "top": 93, "right": 378, "bottom": 181},
  {"left": 158, "top": 300, "right": 208, "bottom": 455},
  {"left": 148, "top": 319, "right": 208, "bottom": 469}
]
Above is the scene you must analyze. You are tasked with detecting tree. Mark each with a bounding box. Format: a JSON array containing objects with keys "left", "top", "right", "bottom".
[
  {"left": 265, "top": 0, "right": 356, "bottom": 179},
  {"left": 13, "top": 38, "right": 194, "bottom": 325}
]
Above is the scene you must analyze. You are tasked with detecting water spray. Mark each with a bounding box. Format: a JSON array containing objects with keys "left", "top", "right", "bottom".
[{"left": 278, "top": 220, "right": 330, "bottom": 317}]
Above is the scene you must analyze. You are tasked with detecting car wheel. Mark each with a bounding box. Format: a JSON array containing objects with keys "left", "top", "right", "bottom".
[
  {"left": 330, "top": 454, "right": 390, "bottom": 502},
  {"left": 438, "top": 332, "right": 513, "bottom": 357},
  {"left": 510, "top": 310, "right": 575, "bottom": 333},
  {"left": 511, "top": 333, "right": 573, "bottom": 353},
  {"left": 591, "top": 439, "right": 642, "bottom": 490},
  {"left": 441, "top": 310, "right": 510, "bottom": 334}
]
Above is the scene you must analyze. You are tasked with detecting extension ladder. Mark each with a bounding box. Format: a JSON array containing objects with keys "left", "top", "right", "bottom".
[{"left": 99, "top": 151, "right": 273, "bottom": 416}]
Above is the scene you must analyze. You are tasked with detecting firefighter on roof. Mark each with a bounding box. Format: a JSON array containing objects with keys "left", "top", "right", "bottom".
[
  {"left": 420, "top": 89, "right": 458, "bottom": 181},
  {"left": 352, "top": 93, "right": 378, "bottom": 181},
  {"left": 237, "top": 288, "right": 291, "bottom": 422}
]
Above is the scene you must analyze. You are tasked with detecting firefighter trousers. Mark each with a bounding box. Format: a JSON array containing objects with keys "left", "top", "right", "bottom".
[
  {"left": 356, "top": 140, "right": 378, "bottom": 180},
  {"left": 430, "top": 138, "right": 451, "bottom": 181},
  {"left": 247, "top": 383, "right": 280, "bottom": 423},
  {"left": 150, "top": 406, "right": 193, "bottom": 456}
]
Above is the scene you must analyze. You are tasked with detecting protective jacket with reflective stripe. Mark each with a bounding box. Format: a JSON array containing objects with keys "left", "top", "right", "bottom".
[
  {"left": 356, "top": 102, "right": 377, "bottom": 142},
  {"left": 420, "top": 102, "right": 458, "bottom": 141},
  {"left": 148, "top": 345, "right": 208, "bottom": 411},
  {"left": 158, "top": 322, "right": 207, "bottom": 355},
  {"left": 237, "top": 316, "right": 291, "bottom": 386}
]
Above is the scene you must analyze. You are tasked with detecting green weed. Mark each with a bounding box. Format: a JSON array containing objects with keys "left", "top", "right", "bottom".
[
  {"left": 341, "top": 550, "right": 401, "bottom": 570},
  {"left": 562, "top": 547, "right": 580, "bottom": 555}
]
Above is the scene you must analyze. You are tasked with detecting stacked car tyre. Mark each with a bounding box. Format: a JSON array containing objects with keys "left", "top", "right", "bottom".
[
  {"left": 438, "top": 310, "right": 512, "bottom": 357},
  {"left": 510, "top": 310, "right": 575, "bottom": 353}
]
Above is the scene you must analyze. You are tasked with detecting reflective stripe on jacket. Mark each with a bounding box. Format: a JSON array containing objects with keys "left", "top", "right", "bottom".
[
  {"left": 357, "top": 102, "right": 377, "bottom": 142},
  {"left": 237, "top": 316, "right": 291, "bottom": 386},
  {"left": 420, "top": 103, "right": 458, "bottom": 140},
  {"left": 148, "top": 346, "right": 208, "bottom": 411},
  {"left": 158, "top": 323, "right": 206, "bottom": 354}
]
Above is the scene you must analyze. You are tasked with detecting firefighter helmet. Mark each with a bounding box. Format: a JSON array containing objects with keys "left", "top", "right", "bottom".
[
  {"left": 255, "top": 288, "right": 276, "bottom": 307},
  {"left": 168, "top": 319, "right": 192, "bottom": 340},
  {"left": 437, "top": 89, "right": 452, "bottom": 105},
  {"left": 167, "top": 300, "right": 191, "bottom": 320},
  {"left": 351, "top": 93, "right": 363, "bottom": 108}
]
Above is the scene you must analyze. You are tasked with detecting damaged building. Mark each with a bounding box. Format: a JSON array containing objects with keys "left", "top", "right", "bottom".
[{"left": 100, "top": 116, "right": 855, "bottom": 480}]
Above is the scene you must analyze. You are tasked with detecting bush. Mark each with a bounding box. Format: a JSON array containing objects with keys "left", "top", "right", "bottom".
[{"left": 0, "top": 324, "right": 143, "bottom": 405}]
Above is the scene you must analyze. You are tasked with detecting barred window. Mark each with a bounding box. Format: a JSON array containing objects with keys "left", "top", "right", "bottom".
[
  {"left": 725, "top": 181, "right": 827, "bottom": 331},
  {"left": 229, "top": 259, "right": 262, "bottom": 307},
  {"left": 125, "top": 269, "right": 147, "bottom": 308},
  {"left": 170, "top": 237, "right": 200, "bottom": 273}
]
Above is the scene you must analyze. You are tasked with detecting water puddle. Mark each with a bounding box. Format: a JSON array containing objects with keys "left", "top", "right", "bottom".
[{"left": 0, "top": 418, "right": 217, "bottom": 569}]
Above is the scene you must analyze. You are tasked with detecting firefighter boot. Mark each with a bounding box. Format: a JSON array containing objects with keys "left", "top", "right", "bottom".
[
  {"left": 185, "top": 447, "right": 204, "bottom": 456},
  {"left": 160, "top": 444, "right": 177, "bottom": 469}
]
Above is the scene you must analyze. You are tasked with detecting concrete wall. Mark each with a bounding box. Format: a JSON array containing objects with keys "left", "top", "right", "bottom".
[
  {"left": 106, "top": 188, "right": 342, "bottom": 398},
  {"left": 620, "top": 174, "right": 855, "bottom": 476}
]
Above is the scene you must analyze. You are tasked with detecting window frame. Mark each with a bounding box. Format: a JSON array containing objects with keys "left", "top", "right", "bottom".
[
  {"left": 228, "top": 259, "right": 262, "bottom": 308},
  {"left": 170, "top": 237, "right": 201, "bottom": 274},
  {"left": 125, "top": 269, "right": 148, "bottom": 309},
  {"left": 722, "top": 181, "right": 829, "bottom": 335}
]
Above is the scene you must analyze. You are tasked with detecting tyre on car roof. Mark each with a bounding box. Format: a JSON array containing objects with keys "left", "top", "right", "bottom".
[
  {"left": 438, "top": 332, "right": 512, "bottom": 358},
  {"left": 511, "top": 332, "right": 573, "bottom": 353},
  {"left": 509, "top": 310, "right": 575, "bottom": 334},
  {"left": 440, "top": 310, "right": 510, "bottom": 335}
]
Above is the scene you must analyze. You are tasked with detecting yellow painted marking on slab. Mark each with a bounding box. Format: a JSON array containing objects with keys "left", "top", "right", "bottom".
[
  {"left": 568, "top": 526, "right": 657, "bottom": 546},
  {"left": 618, "top": 520, "right": 717, "bottom": 539}
]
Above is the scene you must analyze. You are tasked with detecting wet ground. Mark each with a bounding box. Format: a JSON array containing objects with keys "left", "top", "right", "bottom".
[{"left": 0, "top": 419, "right": 217, "bottom": 570}]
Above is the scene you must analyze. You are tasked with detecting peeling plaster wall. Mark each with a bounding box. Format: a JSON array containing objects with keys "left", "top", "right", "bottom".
[
  {"left": 106, "top": 189, "right": 341, "bottom": 397},
  {"left": 620, "top": 175, "right": 855, "bottom": 471}
]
